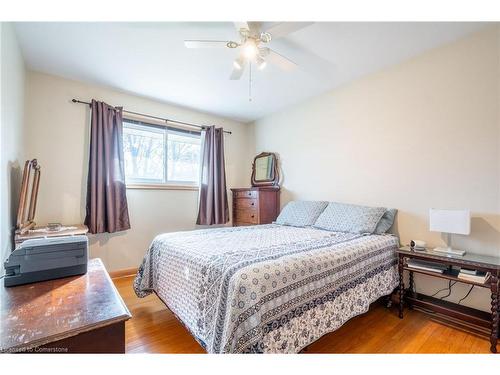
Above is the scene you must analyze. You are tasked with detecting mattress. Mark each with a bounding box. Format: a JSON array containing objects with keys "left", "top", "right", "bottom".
[{"left": 134, "top": 224, "right": 399, "bottom": 353}]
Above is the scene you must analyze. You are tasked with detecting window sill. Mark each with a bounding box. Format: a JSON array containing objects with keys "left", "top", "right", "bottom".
[{"left": 126, "top": 183, "right": 199, "bottom": 191}]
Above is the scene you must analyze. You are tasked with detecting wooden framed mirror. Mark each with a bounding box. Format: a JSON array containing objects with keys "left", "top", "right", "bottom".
[
  {"left": 251, "top": 152, "right": 279, "bottom": 187},
  {"left": 16, "top": 159, "right": 41, "bottom": 234}
]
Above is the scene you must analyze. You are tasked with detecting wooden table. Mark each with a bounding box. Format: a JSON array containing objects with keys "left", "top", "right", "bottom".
[
  {"left": 0, "top": 258, "right": 131, "bottom": 353},
  {"left": 397, "top": 247, "right": 499, "bottom": 353}
]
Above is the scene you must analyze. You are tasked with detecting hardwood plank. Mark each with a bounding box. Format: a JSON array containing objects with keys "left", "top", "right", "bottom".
[
  {"left": 113, "top": 275, "right": 490, "bottom": 353},
  {"left": 109, "top": 267, "right": 138, "bottom": 279}
]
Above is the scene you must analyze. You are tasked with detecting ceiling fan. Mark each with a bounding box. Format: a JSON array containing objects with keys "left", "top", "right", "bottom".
[{"left": 184, "top": 22, "right": 314, "bottom": 80}]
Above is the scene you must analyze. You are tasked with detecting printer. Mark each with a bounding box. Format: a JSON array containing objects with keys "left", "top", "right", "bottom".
[{"left": 3, "top": 235, "right": 88, "bottom": 287}]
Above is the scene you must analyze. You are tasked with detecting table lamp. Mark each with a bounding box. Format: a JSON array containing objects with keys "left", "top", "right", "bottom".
[{"left": 429, "top": 208, "right": 470, "bottom": 256}]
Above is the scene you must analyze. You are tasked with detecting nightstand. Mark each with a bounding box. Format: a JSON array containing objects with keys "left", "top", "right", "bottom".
[{"left": 397, "top": 246, "right": 499, "bottom": 353}]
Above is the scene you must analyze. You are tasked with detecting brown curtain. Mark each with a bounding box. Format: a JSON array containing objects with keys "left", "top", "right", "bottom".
[
  {"left": 85, "top": 99, "right": 131, "bottom": 234},
  {"left": 196, "top": 126, "right": 229, "bottom": 225}
]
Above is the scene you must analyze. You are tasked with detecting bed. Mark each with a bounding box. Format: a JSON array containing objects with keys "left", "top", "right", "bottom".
[{"left": 133, "top": 223, "right": 399, "bottom": 353}]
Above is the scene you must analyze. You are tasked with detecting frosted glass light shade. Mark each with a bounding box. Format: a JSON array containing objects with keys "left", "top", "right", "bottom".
[{"left": 429, "top": 208, "right": 470, "bottom": 235}]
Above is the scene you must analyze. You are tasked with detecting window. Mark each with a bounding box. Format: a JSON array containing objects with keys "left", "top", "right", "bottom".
[{"left": 122, "top": 119, "right": 201, "bottom": 187}]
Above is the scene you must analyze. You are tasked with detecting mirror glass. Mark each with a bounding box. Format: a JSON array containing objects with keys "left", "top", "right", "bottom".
[
  {"left": 254, "top": 155, "right": 275, "bottom": 181},
  {"left": 251, "top": 152, "right": 279, "bottom": 187}
]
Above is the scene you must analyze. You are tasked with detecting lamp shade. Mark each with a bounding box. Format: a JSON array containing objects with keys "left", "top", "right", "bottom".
[{"left": 429, "top": 208, "right": 470, "bottom": 235}]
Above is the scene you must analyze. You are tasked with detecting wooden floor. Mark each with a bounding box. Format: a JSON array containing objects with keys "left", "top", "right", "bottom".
[{"left": 113, "top": 275, "right": 491, "bottom": 353}]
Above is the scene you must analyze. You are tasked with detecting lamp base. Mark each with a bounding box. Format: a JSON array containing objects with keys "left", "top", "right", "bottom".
[{"left": 432, "top": 246, "right": 466, "bottom": 257}]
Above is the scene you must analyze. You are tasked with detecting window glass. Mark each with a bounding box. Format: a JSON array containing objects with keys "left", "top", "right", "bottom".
[
  {"left": 167, "top": 130, "right": 201, "bottom": 183},
  {"left": 122, "top": 120, "right": 200, "bottom": 186}
]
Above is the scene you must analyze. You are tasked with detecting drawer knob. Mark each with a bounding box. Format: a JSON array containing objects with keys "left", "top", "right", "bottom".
[
  {"left": 251, "top": 202, "right": 255, "bottom": 206},
  {"left": 248, "top": 192, "right": 252, "bottom": 196},
  {"left": 251, "top": 215, "right": 255, "bottom": 218}
]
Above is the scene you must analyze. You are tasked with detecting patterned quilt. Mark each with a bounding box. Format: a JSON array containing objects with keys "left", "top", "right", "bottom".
[{"left": 133, "top": 224, "right": 399, "bottom": 353}]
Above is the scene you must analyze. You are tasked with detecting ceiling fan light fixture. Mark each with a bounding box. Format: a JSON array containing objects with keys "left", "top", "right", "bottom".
[
  {"left": 260, "top": 32, "right": 272, "bottom": 43},
  {"left": 242, "top": 39, "right": 258, "bottom": 59},
  {"left": 233, "top": 57, "right": 244, "bottom": 70},
  {"left": 256, "top": 56, "right": 267, "bottom": 70}
]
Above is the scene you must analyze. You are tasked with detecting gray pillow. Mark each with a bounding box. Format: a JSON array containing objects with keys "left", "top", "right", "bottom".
[
  {"left": 313, "top": 202, "right": 386, "bottom": 234},
  {"left": 374, "top": 208, "right": 397, "bottom": 234},
  {"left": 275, "top": 201, "right": 328, "bottom": 227}
]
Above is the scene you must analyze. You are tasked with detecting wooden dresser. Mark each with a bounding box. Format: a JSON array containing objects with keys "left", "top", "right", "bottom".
[
  {"left": 231, "top": 187, "right": 280, "bottom": 226},
  {"left": 0, "top": 258, "right": 131, "bottom": 353}
]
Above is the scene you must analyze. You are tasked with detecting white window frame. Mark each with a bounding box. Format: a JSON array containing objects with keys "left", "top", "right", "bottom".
[{"left": 123, "top": 119, "right": 201, "bottom": 190}]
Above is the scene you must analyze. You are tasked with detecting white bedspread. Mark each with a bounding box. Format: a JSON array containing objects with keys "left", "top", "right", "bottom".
[{"left": 134, "top": 224, "right": 399, "bottom": 353}]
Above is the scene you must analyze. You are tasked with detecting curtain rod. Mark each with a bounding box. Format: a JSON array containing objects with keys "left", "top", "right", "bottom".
[{"left": 71, "top": 99, "right": 232, "bottom": 135}]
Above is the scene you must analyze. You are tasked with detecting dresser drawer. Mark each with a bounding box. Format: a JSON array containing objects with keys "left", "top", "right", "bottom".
[
  {"left": 234, "top": 198, "right": 258, "bottom": 210},
  {"left": 233, "top": 221, "right": 255, "bottom": 227},
  {"left": 233, "top": 209, "right": 258, "bottom": 224},
  {"left": 234, "top": 190, "right": 258, "bottom": 199}
]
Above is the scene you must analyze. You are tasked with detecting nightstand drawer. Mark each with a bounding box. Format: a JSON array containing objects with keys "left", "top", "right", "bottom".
[{"left": 234, "top": 190, "right": 258, "bottom": 199}]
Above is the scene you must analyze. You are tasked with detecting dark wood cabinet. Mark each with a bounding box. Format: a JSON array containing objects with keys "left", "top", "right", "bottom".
[
  {"left": 230, "top": 187, "right": 280, "bottom": 226},
  {"left": 397, "top": 247, "right": 499, "bottom": 353},
  {"left": 1, "top": 258, "right": 131, "bottom": 353}
]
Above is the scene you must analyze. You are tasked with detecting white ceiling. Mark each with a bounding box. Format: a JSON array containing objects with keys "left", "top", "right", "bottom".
[{"left": 14, "top": 22, "right": 489, "bottom": 122}]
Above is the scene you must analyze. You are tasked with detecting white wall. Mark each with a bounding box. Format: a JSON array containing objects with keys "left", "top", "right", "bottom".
[
  {"left": 24, "top": 71, "right": 254, "bottom": 271},
  {"left": 252, "top": 26, "right": 500, "bottom": 311},
  {"left": 0, "top": 23, "right": 25, "bottom": 264}
]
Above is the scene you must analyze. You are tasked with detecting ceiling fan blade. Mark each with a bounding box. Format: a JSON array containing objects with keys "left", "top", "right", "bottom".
[
  {"left": 184, "top": 40, "right": 228, "bottom": 48},
  {"left": 270, "top": 39, "right": 335, "bottom": 82},
  {"left": 229, "top": 61, "right": 246, "bottom": 80},
  {"left": 265, "top": 49, "right": 298, "bottom": 72},
  {"left": 234, "top": 21, "right": 261, "bottom": 35},
  {"left": 234, "top": 22, "right": 250, "bottom": 33},
  {"left": 264, "top": 22, "right": 314, "bottom": 39}
]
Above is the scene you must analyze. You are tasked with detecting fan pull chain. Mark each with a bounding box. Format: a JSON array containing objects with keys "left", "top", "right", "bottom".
[{"left": 249, "top": 62, "right": 252, "bottom": 102}]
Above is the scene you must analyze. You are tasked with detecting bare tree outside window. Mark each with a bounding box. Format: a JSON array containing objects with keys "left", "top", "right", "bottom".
[
  {"left": 167, "top": 131, "right": 200, "bottom": 182},
  {"left": 122, "top": 121, "right": 201, "bottom": 185}
]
